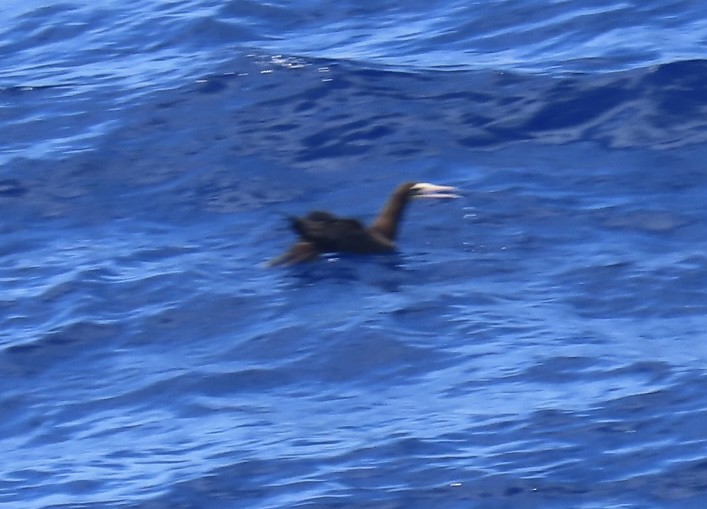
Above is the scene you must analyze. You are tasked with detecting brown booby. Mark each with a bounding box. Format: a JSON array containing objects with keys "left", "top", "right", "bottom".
[{"left": 268, "top": 182, "right": 459, "bottom": 266}]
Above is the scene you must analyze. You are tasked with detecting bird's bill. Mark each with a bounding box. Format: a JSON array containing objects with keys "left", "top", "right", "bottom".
[{"left": 411, "top": 182, "right": 460, "bottom": 199}]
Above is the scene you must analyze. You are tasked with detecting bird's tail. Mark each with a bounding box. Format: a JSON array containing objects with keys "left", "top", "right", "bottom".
[{"left": 266, "top": 241, "right": 319, "bottom": 267}]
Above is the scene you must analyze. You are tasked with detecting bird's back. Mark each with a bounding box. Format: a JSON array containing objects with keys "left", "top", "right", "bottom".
[{"left": 290, "top": 211, "right": 394, "bottom": 253}]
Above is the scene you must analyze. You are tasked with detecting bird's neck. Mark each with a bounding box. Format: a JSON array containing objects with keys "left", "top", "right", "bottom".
[{"left": 369, "top": 185, "right": 412, "bottom": 240}]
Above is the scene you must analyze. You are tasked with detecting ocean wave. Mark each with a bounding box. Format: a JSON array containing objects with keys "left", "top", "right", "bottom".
[
  {"left": 243, "top": 0, "right": 707, "bottom": 73},
  {"left": 2, "top": 2, "right": 707, "bottom": 508}
]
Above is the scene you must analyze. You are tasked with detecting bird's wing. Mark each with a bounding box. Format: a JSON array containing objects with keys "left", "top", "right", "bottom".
[{"left": 291, "top": 214, "right": 369, "bottom": 250}]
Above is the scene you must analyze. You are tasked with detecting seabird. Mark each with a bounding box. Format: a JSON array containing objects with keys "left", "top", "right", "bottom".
[{"left": 268, "top": 182, "right": 459, "bottom": 266}]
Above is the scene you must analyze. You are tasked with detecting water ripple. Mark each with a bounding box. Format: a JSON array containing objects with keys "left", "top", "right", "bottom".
[{"left": 2, "top": 2, "right": 707, "bottom": 508}]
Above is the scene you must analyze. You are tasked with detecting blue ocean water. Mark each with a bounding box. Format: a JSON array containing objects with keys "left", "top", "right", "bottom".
[{"left": 2, "top": 1, "right": 707, "bottom": 507}]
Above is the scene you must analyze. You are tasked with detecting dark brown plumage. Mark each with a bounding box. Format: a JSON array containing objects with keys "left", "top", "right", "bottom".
[{"left": 268, "top": 181, "right": 458, "bottom": 266}]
